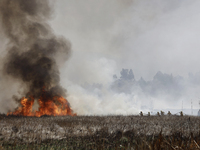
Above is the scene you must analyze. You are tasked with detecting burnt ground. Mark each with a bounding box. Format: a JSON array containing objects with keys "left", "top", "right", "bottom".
[{"left": 0, "top": 114, "right": 200, "bottom": 149}]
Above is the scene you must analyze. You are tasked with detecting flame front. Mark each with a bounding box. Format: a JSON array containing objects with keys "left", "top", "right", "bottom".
[{"left": 7, "top": 90, "right": 76, "bottom": 117}]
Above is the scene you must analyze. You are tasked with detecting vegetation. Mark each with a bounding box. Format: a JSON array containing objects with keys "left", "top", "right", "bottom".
[{"left": 0, "top": 114, "right": 200, "bottom": 149}]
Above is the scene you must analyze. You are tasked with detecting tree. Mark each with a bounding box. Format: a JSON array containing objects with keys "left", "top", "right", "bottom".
[
  {"left": 120, "top": 68, "right": 134, "bottom": 80},
  {"left": 128, "top": 69, "right": 134, "bottom": 80}
]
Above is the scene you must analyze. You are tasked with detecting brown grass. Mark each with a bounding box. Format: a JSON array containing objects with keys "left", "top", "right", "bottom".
[{"left": 0, "top": 114, "right": 200, "bottom": 149}]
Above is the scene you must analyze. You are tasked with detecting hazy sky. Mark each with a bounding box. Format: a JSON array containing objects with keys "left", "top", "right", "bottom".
[{"left": 50, "top": 0, "right": 200, "bottom": 83}]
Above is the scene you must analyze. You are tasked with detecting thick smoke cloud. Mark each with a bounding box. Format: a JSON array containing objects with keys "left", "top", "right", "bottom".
[
  {"left": 1, "top": 0, "right": 200, "bottom": 115},
  {"left": 0, "top": 0, "right": 71, "bottom": 112}
]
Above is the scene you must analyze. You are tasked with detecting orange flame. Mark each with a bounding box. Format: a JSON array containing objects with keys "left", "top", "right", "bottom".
[{"left": 7, "top": 90, "right": 76, "bottom": 117}]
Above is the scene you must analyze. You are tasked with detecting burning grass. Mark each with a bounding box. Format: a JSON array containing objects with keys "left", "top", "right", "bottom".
[
  {"left": 7, "top": 88, "right": 76, "bottom": 117},
  {"left": 0, "top": 114, "right": 200, "bottom": 149}
]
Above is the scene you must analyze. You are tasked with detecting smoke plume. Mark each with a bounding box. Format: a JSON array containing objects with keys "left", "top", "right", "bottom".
[{"left": 0, "top": 0, "right": 71, "bottom": 112}]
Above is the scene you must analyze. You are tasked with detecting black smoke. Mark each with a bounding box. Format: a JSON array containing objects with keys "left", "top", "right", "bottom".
[{"left": 0, "top": 0, "right": 71, "bottom": 101}]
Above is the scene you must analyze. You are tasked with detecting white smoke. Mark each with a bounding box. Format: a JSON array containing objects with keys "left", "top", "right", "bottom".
[{"left": 1, "top": 0, "right": 197, "bottom": 115}]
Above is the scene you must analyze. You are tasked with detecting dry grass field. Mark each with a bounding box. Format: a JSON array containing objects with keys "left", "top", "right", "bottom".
[{"left": 0, "top": 114, "right": 200, "bottom": 149}]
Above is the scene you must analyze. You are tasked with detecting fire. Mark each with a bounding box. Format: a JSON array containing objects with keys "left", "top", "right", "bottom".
[{"left": 7, "top": 89, "right": 76, "bottom": 117}]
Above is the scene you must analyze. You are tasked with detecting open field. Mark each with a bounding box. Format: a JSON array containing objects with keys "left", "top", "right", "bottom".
[{"left": 0, "top": 114, "right": 200, "bottom": 149}]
